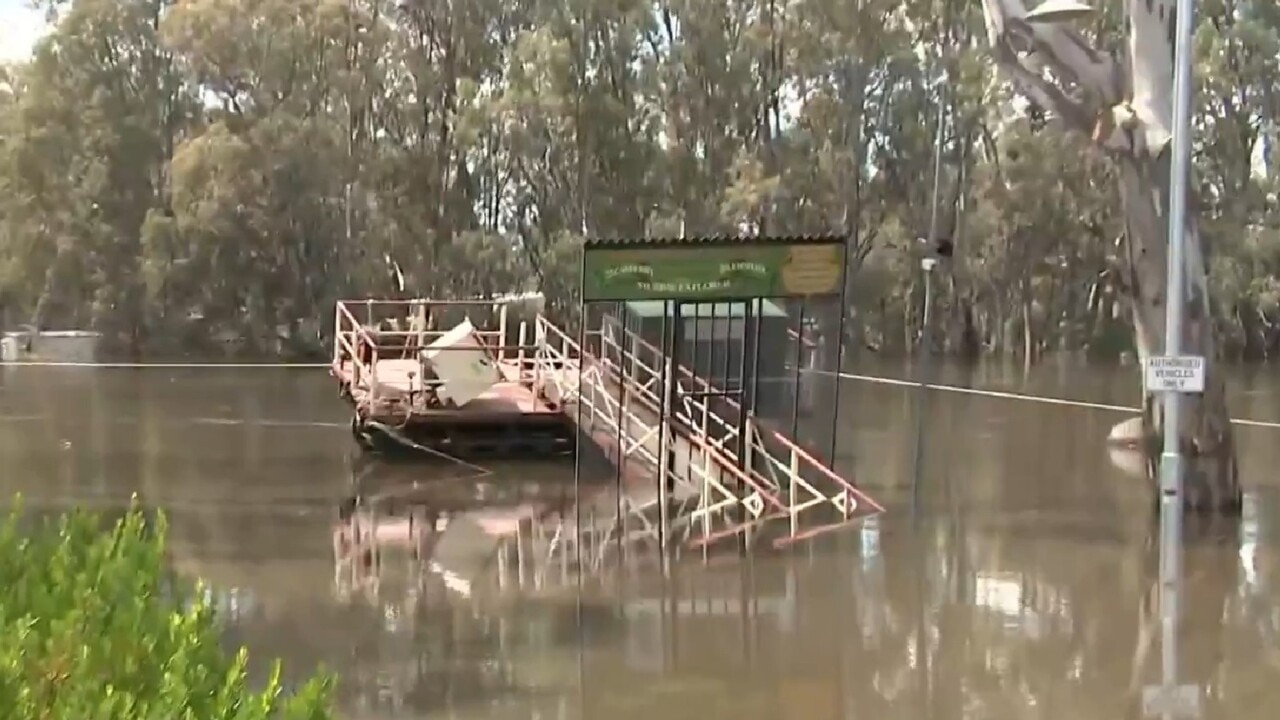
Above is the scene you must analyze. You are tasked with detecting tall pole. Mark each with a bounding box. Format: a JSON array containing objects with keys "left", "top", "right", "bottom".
[
  {"left": 1158, "top": 0, "right": 1197, "bottom": 715},
  {"left": 909, "top": 68, "right": 947, "bottom": 514}
]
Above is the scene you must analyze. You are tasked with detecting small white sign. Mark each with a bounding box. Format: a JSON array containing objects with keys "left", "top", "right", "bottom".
[
  {"left": 1144, "top": 355, "right": 1206, "bottom": 394},
  {"left": 1143, "top": 684, "right": 1202, "bottom": 718}
]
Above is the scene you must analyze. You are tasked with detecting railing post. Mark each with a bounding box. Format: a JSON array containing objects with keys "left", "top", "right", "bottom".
[
  {"left": 333, "top": 304, "right": 342, "bottom": 366},
  {"left": 532, "top": 318, "right": 545, "bottom": 399},
  {"left": 518, "top": 321, "right": 528, "bottom": 381},
  {"left": 498, "top": 302, "right": 509, "bottom": 363},
  {"left": 701, "top": 397, "right": 709, "bottom": 441},
  {"left": 702, "top": 452, "right": 714, "bottom": 541},
  {"left": 789, "top": 448, "right": 801, "bottom": 539},
  {"left": 587, "top": 368, "right": 597, "bottom": 432},
  {"left": 625, "top": 324, "right": 636, "bottom": 386},
  {"left": 656, "top": 353, "right": 675, "bottom": 551},
  {"left": 416, "top": 300, "right": 427, "bottom": 353},
  {"left": 701, "top": 392, "right": 709, "bottom": 439}
]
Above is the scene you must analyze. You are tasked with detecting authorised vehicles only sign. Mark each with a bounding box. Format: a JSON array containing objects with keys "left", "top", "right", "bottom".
[{"left": 1144, "top": 355, "right": 1206, "bottom": 393}]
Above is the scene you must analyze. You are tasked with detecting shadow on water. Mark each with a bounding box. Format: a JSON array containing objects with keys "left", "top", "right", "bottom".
[{"left": 3, "top": 364, "right": 1280, "bottom": 718}]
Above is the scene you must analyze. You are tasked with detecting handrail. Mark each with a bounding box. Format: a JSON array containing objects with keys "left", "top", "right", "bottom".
[
  {"left": 531, "top": 313, "right": 883, "bottom": 553},
  {"left": 534, "top": 317, "right": 786, "bottom": 515},
  {"left": 604, "top": 335, "right": 747, "bottom": 450},
  {"left": 333, "top": 302, "right": 379, "bottom": 390},
  {"left": 599, "top": 316, "right": 881, "bottom": 518},
  {"left": 334, "top": 299, "right": 532, "bottom": 399},
  {"left": 579, "top": 366, "right": 664, "bottom": 472},
  {"left": 608, "top": 317, "right": 874, "bottom": 509},
  {"left": 356, "top": 334, "right": 524, "bottom": 353},
  {"left": 334, "top": 297, "right": 527, "bottom": 307},
  {"left": 533, "top": 322, "right": 694, "bottom": 509},
  {"left": 585, "top": 320, "right": 731, "bottom": 446},
  {"left": 597, "top": 324, "right": 741, "bottom": 452},
  {"left": 535, "top": 313, "right": 875, "bottom": 515},
  {"left": 336, "top": 301, "right": 378, "bottom": 351}
]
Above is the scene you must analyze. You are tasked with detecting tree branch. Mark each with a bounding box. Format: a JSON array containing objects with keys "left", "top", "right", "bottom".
[
  {"left": 1126, "top": 0, "right": 1177, "bottom": 155},
  {"left": 982, "top": 0, "right": 1122, "bottom": 135},
  {"left": 982, "top": 0, "right": 1180, "bottom": 159}
]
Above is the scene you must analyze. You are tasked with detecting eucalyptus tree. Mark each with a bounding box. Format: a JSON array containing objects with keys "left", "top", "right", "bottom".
[{"left": 980, "top": 0, "right": 1241, "bottom": 511}]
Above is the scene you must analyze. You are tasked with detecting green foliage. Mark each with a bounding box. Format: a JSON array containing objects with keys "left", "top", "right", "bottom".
[
  {"left": 0, "top": 502, "right": 334, "bottom": 720},
  {"left": 0, "top": 0, "right": 1279, "bottom": 359}
]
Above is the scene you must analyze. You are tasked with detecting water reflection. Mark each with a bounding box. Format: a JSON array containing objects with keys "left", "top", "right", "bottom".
[{"left": 2, "top": 365, "right": 1280, "bottom": 718}]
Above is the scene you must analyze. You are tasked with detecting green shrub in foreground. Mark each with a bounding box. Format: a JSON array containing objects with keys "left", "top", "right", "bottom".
[{"left": 0, "top": 504, "right": 334, "bottom": 719}]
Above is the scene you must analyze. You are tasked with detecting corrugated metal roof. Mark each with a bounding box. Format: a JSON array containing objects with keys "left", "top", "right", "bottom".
[
  {"left": 622, "top": 299, "right": 788, "bottom": 318},
  {"left": 583, "top": 234, "right": 847, "bottom": 250}
]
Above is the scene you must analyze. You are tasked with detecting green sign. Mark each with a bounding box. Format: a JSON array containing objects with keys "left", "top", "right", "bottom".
[{"left": 582, "top": 242, "right": 844, "bottom": 301}]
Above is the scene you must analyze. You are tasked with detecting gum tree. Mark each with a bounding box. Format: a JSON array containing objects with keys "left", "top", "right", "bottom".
[{"left": 979, "top": 0, "right": 1240, "bottom": 511}]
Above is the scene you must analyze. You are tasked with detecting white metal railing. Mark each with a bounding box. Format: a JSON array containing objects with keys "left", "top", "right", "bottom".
[
  {"left": 533, "top": 319, "right": 738, "bottom": 541},
  {"left": 332, "top": 298, "right": 545, "bottom": 411},
  {"left": 533, "top": 317, "right": 790, "bottom": 546},
  {"left": 333, "top": 301, "right": 377, "bottom": 390},
  {"left": 600, "top": 318, "right": 883, "bottom": 526},
  {"left": 531, "top": 319, "right": 672, "bottom": 485},
  {"left": 599, "top": 318, "right": 743, "bottom": 453},
  {"left": 329, "top": 311, "right": 885, "bottom": 599},
  {"left": 530, "top": 313, "right": 884, "bottom": 548}
]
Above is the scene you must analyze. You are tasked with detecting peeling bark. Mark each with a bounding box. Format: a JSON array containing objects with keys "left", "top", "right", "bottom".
[{"left": 981, "top": 0, "right": 1241, "bottom": 513}]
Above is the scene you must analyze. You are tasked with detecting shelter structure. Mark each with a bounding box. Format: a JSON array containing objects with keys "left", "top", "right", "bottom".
[{"left": 329, "top": 234, "right": 882, "bottom": 554}]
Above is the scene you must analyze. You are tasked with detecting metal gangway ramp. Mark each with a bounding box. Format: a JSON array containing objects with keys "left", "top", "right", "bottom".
[
  {"left": 331, "top": 310, "right": 886, "bottom": 602},
  {"left": 528, "top": 312, "right": 883, "bottom": 552}
]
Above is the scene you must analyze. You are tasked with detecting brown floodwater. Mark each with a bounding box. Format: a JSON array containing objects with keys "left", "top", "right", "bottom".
[{"left": 2, "top": 360, "right": 1280, "bottom": 719}]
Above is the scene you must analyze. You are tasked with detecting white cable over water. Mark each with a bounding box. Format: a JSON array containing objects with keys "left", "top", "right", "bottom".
[
  {"left": 7, "top": 360, "right": 1280, "bottom": 431},
  {"left": 1, "top": 361, "right": 328, "bottom": 368},
  {"left": 0, "top": 414, "right": 346, "bottom": 428},
  {"left": 828, "top": 370, "right": 1280, "bottom": 430}
]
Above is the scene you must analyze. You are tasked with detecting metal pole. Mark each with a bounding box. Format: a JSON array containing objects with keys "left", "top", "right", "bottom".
[
  {"left": 656, "top": 301, "right": 676, "bottom": 559},
  {"left": 615, "top": 302, "right": 627, "bottom": 560},
  {"left": 734, "top": 299, "right": 752, "bottom": 557},
  {"left": 829, "top": 244, "right": 852, "bottom": 466},
  {"left": 573, "top": 265, "right": 587, "bottom": 581},
  {"left": 791, "top": 303, "right": 805, "bottom": 441},
  {"left": 910, "top": 66, "right": 947, "bottom": 515},
  {"left": 910, "top": 261, "right": 935, "bottom": 515},
  {"left": 750, "top": 299, "right": 764, "bottom": 422},
  {"left": 721, "top": 303, "right": 734, "bottom": 396},
  {"left": 925, "top": 99, "right": 945, "bottom": 257},
  {"left": 690, "top": 300, "right": 701, "bottom": 396},
  {"left": 1158, "top": 0, "right": 1197, "bottom": 713},
  {"left": 735, "top": 300, "right": 752, "bottom": 468}
]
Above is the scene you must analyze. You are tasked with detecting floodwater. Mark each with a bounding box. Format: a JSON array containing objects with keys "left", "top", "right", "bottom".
[{"left": 2, "top": 360, "right": 1280, "bottom": 719}]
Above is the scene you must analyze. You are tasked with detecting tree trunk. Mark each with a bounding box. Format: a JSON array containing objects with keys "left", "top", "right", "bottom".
[
  {"left": 1118, "top": 156, "right": 1240, "bottom": 511},
  {"left": 980, "top": 0, "right": 1241, "bottom": 513}
]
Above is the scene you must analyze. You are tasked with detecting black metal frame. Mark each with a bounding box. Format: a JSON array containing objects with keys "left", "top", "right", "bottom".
[
  {"left": 672, "top": 297, "right": 761, "bottom": 545},
  {"left": 575, "top": 234, "right": 853, "bottom": 558}
]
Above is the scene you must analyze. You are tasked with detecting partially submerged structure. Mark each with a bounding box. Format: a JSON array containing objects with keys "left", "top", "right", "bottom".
[
  {"left": 332, "top": 298, "right": 576, "bottom": 458},
  {"left": 329, "top": 234, "right": 883, "bottom": 552}
]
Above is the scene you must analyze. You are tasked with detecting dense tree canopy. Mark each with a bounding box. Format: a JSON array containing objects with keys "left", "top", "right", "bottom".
[{"left": 0, "top": 0, "right": 1277, "bottom": 360}]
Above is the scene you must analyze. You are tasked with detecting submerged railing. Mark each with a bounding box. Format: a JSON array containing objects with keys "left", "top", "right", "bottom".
[
  {"left": 594, "top": 316, "right": 883, "bottom": 541},
  {"left": 530, "top": 313, "right": 882, "bottom": 550},
  {"left": 331, "top": 298, "right": 543, "bottom": 412}
]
